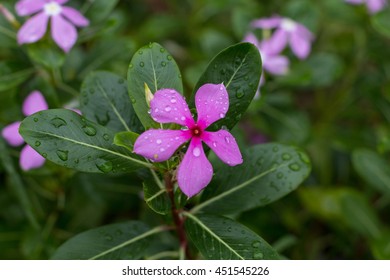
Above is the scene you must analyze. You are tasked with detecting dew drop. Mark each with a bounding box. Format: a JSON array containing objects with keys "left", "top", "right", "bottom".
[
  {"left": 160, "top": 148, "right": 165, "bottom": 152},
  {"left": 212, "top": 141, "right": 217, "bottom": 148},
  {"left": 129, "top": 63, "right": 134, "bottom": 69},
  {"left": 224, "top": 136, "right": 230, "bottom": 144},
  {"left": 74, "top": 159, "right": 80, "bottom": 164},
  {"left": 33, "top": 118, "right": 39, "bottom": 122},
  {"left": 160, "top": 48, "right": 165, "bottom": 53},
  {"left": 167, "top": 55, "right": 172, "bottom": 61},
  {"left": 138, "top": 50, "right": 143, "bottom": 55},
  {"left": 139, "top": 62, "right": 144, "bottom": 67},
  {"left": 299, "top": 152, "right": 310, "bottom": 164},
  {"left": 156, "top": 139, "right": 162, "bottom": 145},
  {"left": 235, "top": 91, "right": 245, "bottom": 99},
  {"left": 282, "top": 153, "right": 292, "bottom": 161},
  {"left": 252, "top": 241, "right": 261, "bottom": 248},
  {"left": 161, "top": 61, "right": 166, "bottom": 67},
  {"left": 130, "top": 97, "right": 136, "bottom": 104},
  {"left": 103, "top": 134, "right": 110, "bottom": 141},
  {"left": 56, "top": 150, "right": 69, "bottom": 161},
  {"left": 170, "top": 98, "right": 177, "bottom": 103},
  {"left": 277, "top": 172, "right": 283, "bottom": 179},
  {"left": 227, "top": 226, "right": 232, "bottom": 232},
  {"left": 50, "top": 117, "right": 67, "bottom": 128},
  {"left": 118, "top": 78, "right": 125, "bottom": 84},
  {"left": 193, "top": 147, "right": 201, "bottom": 157},
  {"left": 253, "top": 252, "right": 264, "bottom": 259},
  {"left": 104, "top": 234, "right": 113, "bottom": 241},
  {"left": 42, "top": 153, "right": 47, "bottom": 158},
  {"left": 34, "top": 141, "right": 41, "bottom": 147},
  {"left": 83, "top": 125, "right": 97, "bottom": 136},
  {"left": 165, "top": 105, "right": 172, "bottom": 112},
  {"left": 288, "top": 163, "right": 301, "bottom": 171},
  {"left": 96, "top": 159, "right": 113, "bottom": 173},
  {"left": 220, "top": 113, "right": 225, "bottom": 118},
  {"left": 181, "top": 116, "right": 186, "bottom": 121}
]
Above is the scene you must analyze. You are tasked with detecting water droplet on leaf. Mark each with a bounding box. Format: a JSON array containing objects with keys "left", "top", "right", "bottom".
[
  {"left": 56, "top": 150, "right": 68, "bottom": 161},
  {"left": 96, "top": 159, "right": 113, "bottom": 173},
  {"left": 83, "top": 125, "right": 97, "bottom": 136},
  {"left": 50, "top": 117, "right": 67, "bottom": 128},
  {"left": 289, "top": 163, "right": 301, "bottom": 171},
  {"left": 35, "top": 141, "right": 41, "bottom": 147}
]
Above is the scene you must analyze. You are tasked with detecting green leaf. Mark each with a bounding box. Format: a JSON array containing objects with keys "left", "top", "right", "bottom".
[
  {"left": 371, "top": 232, "right": 390, "bottom": 259},
  {"left": 194, "top": 143, "right": 311, "bottom": 214},
  {"left": 0, "top": 61, "right": 34, "bottom": 92},
  {"left": 143, "top": 171, "right": 171, "bottom": 215},
  {"left": 80, "top": 71, "right": 143, "bottom": 132},
  {"left": 19, "top": 109, "right": 151, "bottom": 173},
  {"left": 352, "top": 148, "right": 390, "bottom": 195},
  {"left": 27, "top": 42, "right": 66, "bottom": 69},
  {"left": 372, "top": 8, "right": 390, "bottom": 38},
  {"left": 84, "top": 0, "right": 119, "bottom": 23},
  {"left": 191, "top": 42, "right": 261, "bottom": 130},
  {"left": 127, "top": 42, "right": 183, "bottom": 128},
  {"left": 184, "top": 213, "right": 280, "bottom": 260},
  {"left": 114, "top": 131, "right": 139, "bottom": 152},
  {"left": 51, "top": 221, "right": 165, "bottom": 259},
  {"left": 299, "top": 187, "right": 382, "bottom": 239}
]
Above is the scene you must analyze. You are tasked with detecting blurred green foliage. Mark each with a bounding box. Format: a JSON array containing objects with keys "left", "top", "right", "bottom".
[{"left": 1, "top": 0, "right": 390, "bottom": 259}]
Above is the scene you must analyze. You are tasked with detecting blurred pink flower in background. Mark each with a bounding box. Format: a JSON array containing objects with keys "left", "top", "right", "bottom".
[
  {"left": 1, "top": 91, "right": 48, "bottom": 171},
  {"left": 16, "top": 0, "right": 89, "bottom": 52},
  {"left": 345, "top": 0, "right": 387, "bottom": 14},
  {"left": 252, "top": 16, "right": 314, "bottom": 60}
]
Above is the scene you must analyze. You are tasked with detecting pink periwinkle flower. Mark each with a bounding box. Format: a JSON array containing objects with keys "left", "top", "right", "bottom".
[
  {"left": 133, "top": 84, "right": 243, "bottom": 198},
  {"left": 252, "top": 16, "right": 314, "bottom": 60},
  {"left": 345, "top": 0, "right": 387, "bottom": 14},
  {"left": 1, "top": 91, "right": 48, "bottom": 171},
  {"left": 16, "top": 0, "right": 89, "bottom": 52}
]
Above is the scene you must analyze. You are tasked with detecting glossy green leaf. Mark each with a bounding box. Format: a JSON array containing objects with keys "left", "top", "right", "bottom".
[
  {"left": 299, "top": 187, "right": 382, "bottom": 239},
  {"left": 52, "top": 221, "right": 165, "bottom": 259},
  {"left": 191, "top": 42, "right": 261, "bottom": 130},
  {"left": 114, "top": 131, "right": 139, "bottom": 152},
  {"left": 352, "top": 149, "right": 390, "bottom": 195},
  {"left": 184, "top": 213, "right": 280, "bottom": 260},
  {"left": 19, "top": 109, "right": 151, "bottom": 174},
  {"left": 194, "top": 143, "right": 311, "bottom": 214},
  {"left": 127, "top": 42, "right": 183, "bottom": 128},
  {"left": 80, "top": 71, "right": 143, "bottom": 133},
  {"left": 143, "top": 171, "right": 171, "bottom": 215},
  {"left": 0, "top": 61, "right": 34, "bottom": 92}
]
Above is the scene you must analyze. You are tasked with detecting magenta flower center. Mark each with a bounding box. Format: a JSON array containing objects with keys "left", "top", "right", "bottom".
[{"left": 190, "top": 125, "right": 203, "bottom": 137}]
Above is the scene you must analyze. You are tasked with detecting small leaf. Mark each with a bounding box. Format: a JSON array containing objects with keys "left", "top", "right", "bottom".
[
  {"left": 184, "top": 213, "right": 280, "bottom": 260},
  {"left": 84, "top": 0, "right": 119, "bottom": 23},
  {"left": 114, "top": 131, "right": 139, "bottom": 152},
  {"left": 80, "top": 71, "right": 142, "bottom": 132},
  {"left": 51, "top": 221, "right": 165, "bottom": 259},
  {"left": 191, "top": 42, "right": 261, "bottom": 130},
  {"left": 127, "top": 42, "right": 183, "bottom": 128},
  {"left": 195, "top": 143, "right": 311, "bottom": 214},
  {"left": 372, "top": 8, "right": 390, "bottom": 38},
  {"left": 0, "top": 61, "right": 34, "bottom": 92},
  {"left": 27, "top": 42, "right": 66, "bottom": 69},
  {"left": 143, "top": 171, "right": 171, "bottom": 215},
  {"left": 19, "top": 109, "right": 151, "bottom": 173},
  {"left": 352, "top": 148, "right": 390, "bottom": 195}
]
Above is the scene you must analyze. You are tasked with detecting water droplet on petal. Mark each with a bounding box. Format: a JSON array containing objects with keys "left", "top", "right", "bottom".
[
  {"left": 193, "top": 147, "right": 201, "bottom": 157},
  {"left": 156, "top": 139, "right": 162, "bottom": 145},
  {"left": 160, "top": 148, "right": 165, "bottom": 152},
  {"left": 165, "top": 106, "right": 171, "bottom": 112},
  {"left": 212, "top": 141, "right": 217, "bottom": 148},
  {"left": 170, "top": 98, "right": 177, "bottom": 103},
  {"left": 225, "top": 136, "right": 230, "bottom": 144},
  {"left": 220, "top": 113, "right": 225, "bottom": 118},
  {"left": 181, "top": 116, "right": 185, "bottom": 121}
]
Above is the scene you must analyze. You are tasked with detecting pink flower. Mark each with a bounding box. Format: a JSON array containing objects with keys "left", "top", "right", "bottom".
[
  {"left": 16, "top": 0, "right": 89, "bottom": 52},
  {"left": 2, "top": 91, "right": 48, "bottom": 171},
  {"left": 252, "top": 16, "right": 314, "bottom": 60},
  {"left": 345, "top": 0, "right": 387, "bottom": 14},
  {"left": 133, "top": 84, "right": 243, "bottom": 197}
]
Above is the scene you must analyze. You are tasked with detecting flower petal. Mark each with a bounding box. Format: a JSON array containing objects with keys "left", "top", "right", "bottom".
[
  {"left": 53, "top": 0, "right": 69, "bottom": 4},
  {"left": 290, "top": 27, "right": 312, "bottom": 59},
  {"left": 20, "top": 145, "right": 45, "bottom": 171},
  {"left": 345, "top": 0, "right": 364, "bottom": 4},
  {"left": 366, "top": 0, "right": 387, "bottom": 13},
  {"left": 51, "top": 14, "right": 77, "bottom": 52},
  {"left": 202, "top": 130, "right": 243, "bottom": 166},
  {"left": 243, "top": 32, "right": 260, "bottom": 48},
  {"left": 133, "top": 129, "right": 191, "bottom": 162},
  {"left": 61, "top": 6, "right": 89, "bottom": 27},
  {"left": 177, "top": 138, "right": 213, "bottom": 197},
  {"left": 195, "top": 83, "right": 229, "bottom": 129},
  {"left": 263, "top": 54, "right": 289, "bottom": 75},
  {"left": 261, "top": 28, "right": 288, "bottom": 55},
  {"left": 1, "top": 122, "right": 24, "bottom": 147},
  {"left": 251, "top": 16, "right": 282, "bottom": 29},
  {"left": 150, "top": 89, "right": 194, "bottom": 127},
  {"left": 22, "top": 90, "right": 48, "bottom": 116},
  {"left": 15, "top": 0, "right": 45, "bottom": 16},
  {"left": 17, "top": 12, "right": 49, "bottom": 45}
]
